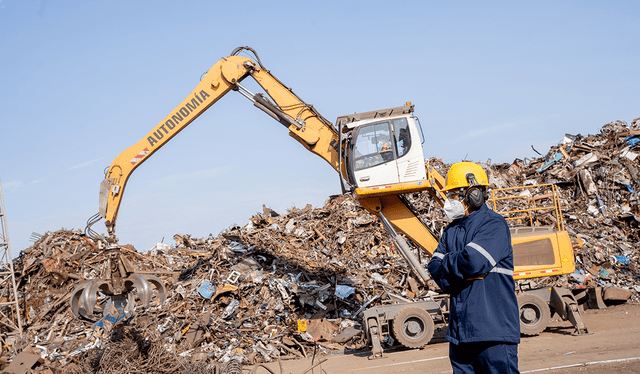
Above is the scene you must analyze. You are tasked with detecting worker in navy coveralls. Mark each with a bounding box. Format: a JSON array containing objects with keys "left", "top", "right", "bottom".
[{"left": 428, "top": 162, "right": 520, "bottom": 374}]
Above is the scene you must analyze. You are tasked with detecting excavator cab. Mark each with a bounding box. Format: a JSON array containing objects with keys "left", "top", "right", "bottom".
[
  {"left": 339, "top": 104, "right": 432, "bottom": 197},
  {"left": 348, "top": 116, "right": 426, "bottom": 187}
]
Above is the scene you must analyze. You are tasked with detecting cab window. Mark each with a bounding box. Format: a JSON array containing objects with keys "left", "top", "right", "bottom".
[
  {"left": 352, "top": 121, "right": 395, "bottom": 171},
  {"left": 392, "top": 117, "right": 412, "bottom": 158}
]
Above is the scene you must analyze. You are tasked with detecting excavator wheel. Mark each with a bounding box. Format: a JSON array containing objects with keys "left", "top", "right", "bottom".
[
  {"left": 391, "top": 306, "right": 434, "bottom": 348},
  {"left": 517, "top": 293, "right": 551, "bottom": 336}
]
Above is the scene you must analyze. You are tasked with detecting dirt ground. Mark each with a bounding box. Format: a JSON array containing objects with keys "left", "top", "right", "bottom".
[{"left": 251, "top": 302, "right": 640, "bottom": 374}]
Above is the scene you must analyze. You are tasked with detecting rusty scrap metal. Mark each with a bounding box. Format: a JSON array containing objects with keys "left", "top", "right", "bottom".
[{"left": 1, "top": 118, "right": 640, "bottom": 372}]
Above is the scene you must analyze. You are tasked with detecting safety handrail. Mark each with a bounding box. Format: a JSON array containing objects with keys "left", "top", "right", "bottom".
[{"left": 488, "top": 183, "right": 565, "bottom": 231}]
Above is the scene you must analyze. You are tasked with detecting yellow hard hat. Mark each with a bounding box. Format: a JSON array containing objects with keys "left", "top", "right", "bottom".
[{"left": 443, "top": 162, "right": 489, "bottom": 191}]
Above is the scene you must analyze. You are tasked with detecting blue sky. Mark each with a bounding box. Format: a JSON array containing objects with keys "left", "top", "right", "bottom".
[{"left": 1, "top": 1, "right": 638, "bottom": 254}]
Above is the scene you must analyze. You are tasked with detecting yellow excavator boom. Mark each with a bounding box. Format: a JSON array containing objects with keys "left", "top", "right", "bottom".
[
  {"left": 96, "top": 47, "right": 574, "bottom": 285},
  {"left": 99, "top": 50, "right": 341, "bottom": 237},
  {"left": 97, "top": 46, "right": 446, "bottom": 260}
]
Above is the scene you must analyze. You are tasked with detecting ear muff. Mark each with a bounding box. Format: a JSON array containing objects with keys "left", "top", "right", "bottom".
[
  {"left": 465, "top": 187, "right": 485, "bottom": 209},
  {"left": 465, "top": 173, "right": 486, "bottom": 210}
]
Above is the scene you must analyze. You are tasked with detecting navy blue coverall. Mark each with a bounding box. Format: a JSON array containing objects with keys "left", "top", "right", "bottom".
[{"left": 428, "top": 204, "right": 520, "bottom": 374}]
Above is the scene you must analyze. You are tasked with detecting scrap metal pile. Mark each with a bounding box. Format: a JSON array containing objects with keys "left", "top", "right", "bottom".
[
  {"left": 3, "top": 119, "right": 640, "bottom": 373},
  {"left": 485, "top": 118, "right": 640, "bottom": 293}
]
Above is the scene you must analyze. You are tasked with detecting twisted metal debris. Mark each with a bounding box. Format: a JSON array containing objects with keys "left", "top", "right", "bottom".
[{"left": 2, "top": 119, "right": 640, "bottom": 373}]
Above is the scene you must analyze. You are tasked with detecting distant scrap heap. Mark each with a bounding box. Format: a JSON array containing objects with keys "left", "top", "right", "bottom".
[{"left": 5, "top": 119, "right": 640, "bottom": 372}]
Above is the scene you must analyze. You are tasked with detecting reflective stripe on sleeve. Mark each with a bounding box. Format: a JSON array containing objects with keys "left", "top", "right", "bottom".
[
  {"left": 433, "top": 252, "right": 445, "bottom": 259},
  {"left": 467, "top": 242, "right": 496, "bottom": 266},
  {"left": 490, "top": 267, "right": 514, "bottom": 276}
]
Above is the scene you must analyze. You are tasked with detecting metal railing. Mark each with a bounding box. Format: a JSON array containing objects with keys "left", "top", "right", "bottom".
[{"left": 487, "top": 183, "right": 565, "bottom": 232}]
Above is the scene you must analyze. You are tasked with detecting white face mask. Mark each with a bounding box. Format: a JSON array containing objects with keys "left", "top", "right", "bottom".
[{"left": 444, "top": 198, "right": 466, "bottom": 220}]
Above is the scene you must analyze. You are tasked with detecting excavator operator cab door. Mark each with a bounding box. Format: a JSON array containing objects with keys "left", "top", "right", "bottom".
[{"left": 348, "top": 115, "right": 426, "bottom": 188}]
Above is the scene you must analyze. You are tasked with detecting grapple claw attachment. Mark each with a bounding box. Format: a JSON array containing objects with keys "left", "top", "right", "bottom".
[
  {"left": 84, "top": 280, "right": 112, "bottom": 316},
  {"left": 70, "top": 274, "right": 166, "bottom": 319},
  {"left": 141, "top": 274, "right": 167, "bottom": 307},
  {"left": 123, "top": 274, "right": 166, "bottom": 309},
  {"left": 70, "top": 280, "right": 111, "bottom": 318},
  {"left": 70, "top": 281, "right": 89, "bottom": 319}
]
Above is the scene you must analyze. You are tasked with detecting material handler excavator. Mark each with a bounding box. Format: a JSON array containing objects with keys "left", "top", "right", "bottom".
[{"left": 77, "top": 47, "right": 588, "bottom": 356}]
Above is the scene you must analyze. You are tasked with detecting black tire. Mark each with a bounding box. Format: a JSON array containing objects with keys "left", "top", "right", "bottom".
[
  {"left": 518, "top": 293, "right": 551, "bottom": 336},
  {"left": 391, "top": 306, "right": 434, "bottom": 348}
]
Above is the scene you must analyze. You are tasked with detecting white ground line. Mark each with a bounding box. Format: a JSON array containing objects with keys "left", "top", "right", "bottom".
[
  {"left": 341, "top": 355, "right": 640, "bottom": 373},
  {"left": 346, "top": 355, "right": 449, "bottom": 371},
  {"left": 521, "top": 356, "right": 640, "bottom": 373}
]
